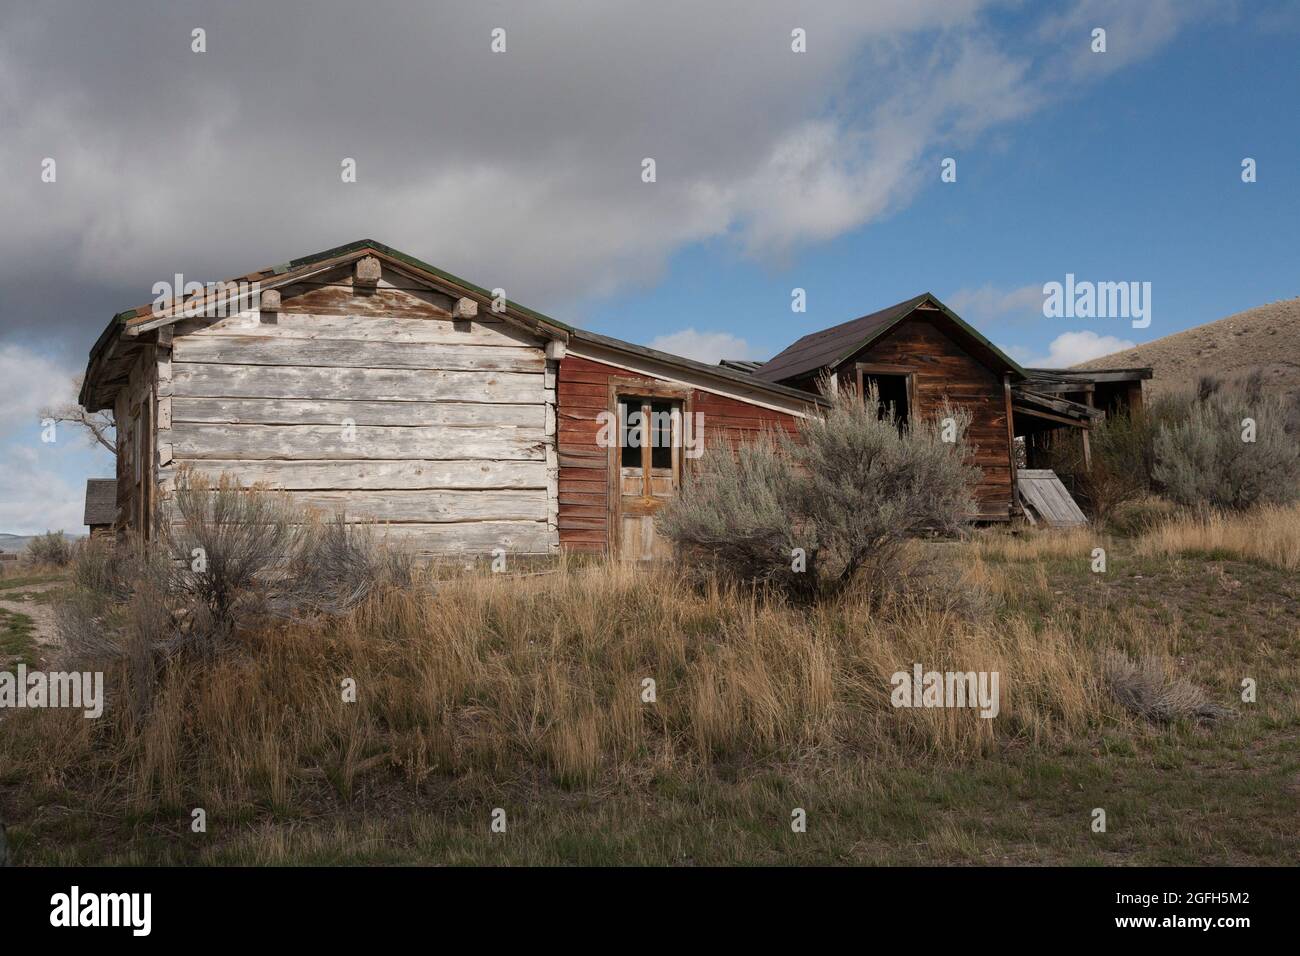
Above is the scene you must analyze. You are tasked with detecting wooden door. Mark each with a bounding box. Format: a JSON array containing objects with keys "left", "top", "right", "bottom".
[{"left": 615, "top": 394, "right": 682, "bottom": 561}]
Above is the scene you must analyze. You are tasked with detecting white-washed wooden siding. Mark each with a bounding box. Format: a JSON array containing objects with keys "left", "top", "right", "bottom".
[{"left": 157, "top": 283, "right": 558, "bottom": 555}]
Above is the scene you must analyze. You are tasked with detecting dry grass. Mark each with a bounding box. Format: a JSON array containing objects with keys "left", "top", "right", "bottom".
[
  {"left": 1132, "top": 503, "right": 1300, "bottom": 570},
  {"left": 6, "top": 504, "right": 1292, "bottom": 865},
  {"left": 3, "top": 556, "right": 1129, "bottom": 820},
  {"left": 974, "top": 526, "right": 1103, "bottom": 564}
]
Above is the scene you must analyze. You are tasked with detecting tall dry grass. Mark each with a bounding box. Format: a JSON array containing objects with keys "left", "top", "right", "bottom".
[
  {"left": 974, "top": 526, "right": 1103, "bottom": 564},
  {"left": 974, "top": 500, "right": 1300, "bottom": 571},
  {"left": 1132, "top": 503, "right": 1300, "bottom": 570},
  {"left": 16, "top": 498, "right": 1279, "bottom": 821},
  {"left": 3, "top": 558, "right": 1124, "bottom": 817}
]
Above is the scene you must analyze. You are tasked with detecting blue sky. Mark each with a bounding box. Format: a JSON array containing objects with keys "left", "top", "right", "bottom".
[
  {"left": 1, "top": 1, "right": 1296, "bottom": 535},
  {"left": 587, "top": 11, "right": 1300, "bottom": 366}
]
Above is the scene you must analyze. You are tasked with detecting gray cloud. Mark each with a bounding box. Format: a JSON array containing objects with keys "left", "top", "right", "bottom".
[{"left": 0, "top": 0, "right": 1210, "bottom": 362}]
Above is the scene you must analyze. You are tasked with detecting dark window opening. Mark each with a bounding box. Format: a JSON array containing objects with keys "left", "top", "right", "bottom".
[
  {"left": 649, "top": 400, "right": 674, "bottom": 469},
  {"left": 618, "top": 395, "right": 680, "bottom": 471},
  {"left": 865, "top": 373, "right": 910, "bottom": 427},
  {"left": 619, "top": 396, "right": 645, "bottom": 470}
]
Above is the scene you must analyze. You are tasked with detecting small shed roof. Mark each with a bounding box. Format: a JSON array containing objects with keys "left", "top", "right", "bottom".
[
  {"left": 753, "top": 293, "right": 1027, "bottom": 384},
  {"left": 83, "top": 478, "right": 117, "bottom": 526}
]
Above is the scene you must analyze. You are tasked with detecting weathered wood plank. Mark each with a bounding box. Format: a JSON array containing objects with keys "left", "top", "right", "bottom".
[
  {"left": 377, "top": 521, "right": 555, "bottom": 554},
  {"left": 276, "top": 281, "right": 449, "bottom": 319},
  {"left": 171, "top": 363, "right": 544, "bottom": 404},
  {"left": 164, "top": 458, "right": 546, "bottom": 490},
  {"left": 171, "top": 397, "right": 542, "bottom": 428},
  {"left": 173, "top": 335, "right": 544, "bottom": 372},
  {"left": 194, "top": 489, "right": 547, "bottom": 523},
  {"left": 1016, "top": 471, "right": 1088, "bottom": 527},
  {"left": 177, "top": 311, "right": 538, "bottom": 347},
  {"left": 169, "top": 422, "right": 546, "bottom": 461}
]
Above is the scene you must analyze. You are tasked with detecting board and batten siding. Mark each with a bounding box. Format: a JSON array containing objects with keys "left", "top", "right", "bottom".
[
  {"left": 155, "top": 270, "right": 558, "bottom": 555},
  {"left": 849, "top": 315, "right": 1015, "bottom": 517},
  {"left": 557, "top": 354, "right": 805, "bottom": 554}
]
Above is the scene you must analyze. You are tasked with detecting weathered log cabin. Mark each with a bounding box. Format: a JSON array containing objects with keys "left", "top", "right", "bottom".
[
  {"left": 736, "top": 292, "right": 1148, "bottom": 519},
  {"left": 80, "top": 242, "right": 1147, "bottom": 555},
  {"left": 79, "top": 240, "right": 819, "bottom": 560}
]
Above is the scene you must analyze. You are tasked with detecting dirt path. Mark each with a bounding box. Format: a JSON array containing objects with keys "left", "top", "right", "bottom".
[{"left": 0, "top": 582, "right": 64, "bottom": 660}]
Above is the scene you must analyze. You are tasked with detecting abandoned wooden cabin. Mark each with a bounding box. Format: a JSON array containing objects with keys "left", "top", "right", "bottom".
[
  {"left": 79, "top": 241, "right": 1148, "bottom": 558},
  {"left": 736, "top": 292, "right": 1149, "bottom": 520},
  {"left": 78, "top": 240, "right": 818, "bottom": 561},
  {"left": 82, "top": 478, "right": 118, "bottom": 538}
]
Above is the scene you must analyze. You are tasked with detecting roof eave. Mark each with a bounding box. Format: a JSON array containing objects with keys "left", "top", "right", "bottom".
[{"left": 826, "top": 292, "right": 1028, "bottom": 380}]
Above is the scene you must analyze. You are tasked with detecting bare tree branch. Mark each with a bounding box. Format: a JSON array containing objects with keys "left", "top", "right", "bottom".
[{"left": 41, "top": 376, "right": 116, "bottom": 455}]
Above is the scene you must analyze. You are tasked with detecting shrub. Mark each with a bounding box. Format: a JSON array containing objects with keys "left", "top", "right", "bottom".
[
  {"left": 1044, "top": 395, "right": 1187, "bottom": 522},
  {"left": 660, "top": 385, "right": 979, "bottom": 600},
  {"left": 162, "top": 467, "right": 308, "bottom": 643},
  {"left": 655, "top": 432, "right": 811, "bottom": 599},
  {"left": 280, "top": 514, "right": 416, "bottom": 619},
  {"left": 27, "top": 531, "right": 73, "bottom": 567},
  {"left": 1153, "top": 387, "right": 1300, "bottom": 510},
  {"left": 1104, "top": 652, "right": 1231, "bottom": 723},
  {"left": 57, "top": 468, "right": 417, "bottom": 670}
]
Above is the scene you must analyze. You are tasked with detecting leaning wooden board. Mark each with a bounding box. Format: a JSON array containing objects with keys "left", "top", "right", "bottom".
[{"left": 1016, "top": 469, "right": 1088, "bottom": 527}]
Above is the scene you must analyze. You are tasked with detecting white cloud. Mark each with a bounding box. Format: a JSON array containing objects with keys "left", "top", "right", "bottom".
[
  {"left": 0, "top": 344, "right": 79, "bottom": 438},
  {"left": 0, "top": 345, "right": 107, "bottom": 534},
  {"left": 0, "top": 443, "right": 87, "bottom": 535},
  {"left": 1035, "top": 0, "right": 1215, "bottom": 79},
  {"left": 0, "top": 1, "right": 1211, "bottom": 315},
  {"left": 946, "top": 283, "right": 1044, "bottom": 323},
  {"left": 1013, "top": 330, "right": 1137, "bottom": 368},
  {"left": 647, "top": 329, "right": 756, "bottom": 365}
]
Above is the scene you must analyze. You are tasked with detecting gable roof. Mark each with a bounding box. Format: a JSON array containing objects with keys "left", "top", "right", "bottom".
[
  {"left": 80, "top": 239, "right": 822, "bottom": 413},
  {"left": 754, "top": 292, "right": 1027, "bottom": 384},
  {"left": 83, "top": 478, "right": 117, "bottom": 526}
]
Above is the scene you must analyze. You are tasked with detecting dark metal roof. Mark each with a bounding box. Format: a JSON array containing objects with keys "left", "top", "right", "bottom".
[
  {"left": 754, "top": 293, "right": 931, "bottom": 383},
  {"left": 83, "top": 479, "right": 117, "bottom": 526},
  {"left": 753, "top": 292, "right": 1027, "bottom": 384},
  {"left": 717, "top": 359, "right": 766, "bottom": 373},
  {"left": 1021, "top": 367, "right": 1154, "bottom": 396},
  {"left": 569, "top": 329, "right": 824, "bottom": 408}
]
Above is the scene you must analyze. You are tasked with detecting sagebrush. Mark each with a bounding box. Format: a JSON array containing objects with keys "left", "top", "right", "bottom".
[
  {"left": 659, "top": 385, "right": 979, "bottom": 600},
  {"left": 26, "top": 531, "right": 74, "bottom": 567}
]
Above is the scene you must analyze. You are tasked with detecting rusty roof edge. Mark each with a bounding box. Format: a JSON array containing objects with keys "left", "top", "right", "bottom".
[
  {"left": 569, "top": 327, "right": 827, "bottom": 407},
  {"left": 825, "top": 292, "right": 1029, "bottom": 381}
]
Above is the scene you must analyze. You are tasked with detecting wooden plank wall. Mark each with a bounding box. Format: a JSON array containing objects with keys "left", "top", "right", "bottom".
[
  {"left": 850, "top": 315, "right": 1014, "bottom": 516},
  {"left": 154, "top": 264, "right": 557, "bottom": 556},
  {"left": 113, "top": 347, "right": 157, "bottom": 534},
  {"left": 557, "top": 355, "right": 802, "bottom": 554}
]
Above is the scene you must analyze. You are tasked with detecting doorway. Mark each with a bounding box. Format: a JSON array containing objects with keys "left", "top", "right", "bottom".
[{"left": 610, "top": 381, "right": 689, "bottom": 561}]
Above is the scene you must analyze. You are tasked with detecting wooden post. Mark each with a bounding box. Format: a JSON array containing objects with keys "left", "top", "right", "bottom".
[
  {"left": 1127, "top": 381, "right": 1144, "bottom": 414},
  {"left": 1081, "top": 386, "right": 1094, "bottom": 472},
  {"left": 1003, "top": 373, "right": 1020, "bottom": 514}
]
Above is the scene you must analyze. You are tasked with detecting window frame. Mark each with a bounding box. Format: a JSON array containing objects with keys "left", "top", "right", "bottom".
[{"left": 853, "top": 362, "right": 918, "bottom": 426}]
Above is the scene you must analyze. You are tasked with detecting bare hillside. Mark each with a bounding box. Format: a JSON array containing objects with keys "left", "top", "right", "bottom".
[{"left": 1074, "top": 297, "right": 1300, "bottom": 397}]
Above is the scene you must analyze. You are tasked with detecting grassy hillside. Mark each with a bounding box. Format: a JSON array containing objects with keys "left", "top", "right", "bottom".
[
  {"left": 1074, "top": 296, "right": 1300, "bottom": 397},
  {"left": 1, "top": 508, "right": 1296, "bottom": 866}
]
